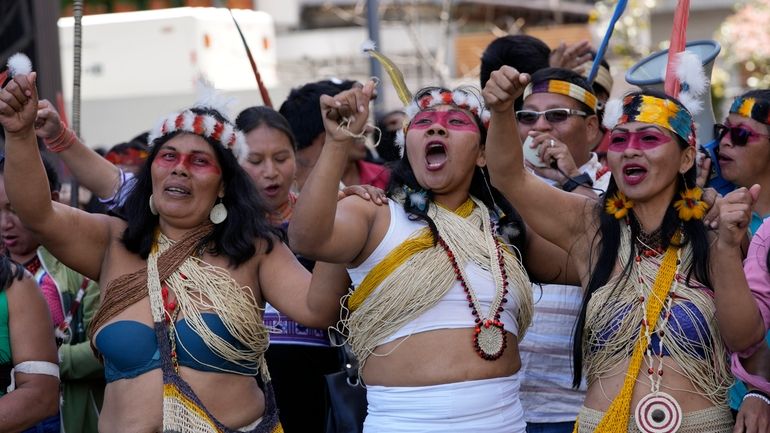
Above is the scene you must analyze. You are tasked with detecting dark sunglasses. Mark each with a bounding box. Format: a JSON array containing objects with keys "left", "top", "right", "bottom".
[
  {"left": 515, "top": 108, "right": 588, "bottom": 125},
  {"left": 714, "top": 123, "right": 770, "bottom": 146}
]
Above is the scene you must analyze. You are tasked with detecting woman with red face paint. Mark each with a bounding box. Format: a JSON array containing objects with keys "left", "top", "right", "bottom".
[
  {"left": 0, "top": 71, "right": 356, "bottom": 433},
  {"left": 712, "top": 90, "right": 770, "bottom": 430},
  {"left": 483, "top": 64, "right": 770, "bottom": 432},
  {"left": 289, "top": 79, "right": 585, "bottom": 431}
]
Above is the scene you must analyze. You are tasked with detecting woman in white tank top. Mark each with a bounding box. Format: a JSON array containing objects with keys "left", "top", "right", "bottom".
[{"left": 289, "top": 81, "right": 577, "bottom": 433}]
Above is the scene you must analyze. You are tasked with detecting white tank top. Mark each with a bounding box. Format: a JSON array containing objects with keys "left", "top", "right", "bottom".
[{"left": 348, "top": 199, "right": 520, "bottom": 345}]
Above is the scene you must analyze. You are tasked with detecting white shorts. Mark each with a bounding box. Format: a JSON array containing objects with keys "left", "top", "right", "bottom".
[{"left": 363, "top": 373, "right": 526, "bottom": 433}]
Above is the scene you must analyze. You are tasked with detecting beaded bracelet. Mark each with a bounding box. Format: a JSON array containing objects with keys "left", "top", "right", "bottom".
[
  {"left": 43, "top": 121, "right": 77, "bottom": 153},
  {"left": 743, "top": 390, "right": 770, "bottom": 406}
]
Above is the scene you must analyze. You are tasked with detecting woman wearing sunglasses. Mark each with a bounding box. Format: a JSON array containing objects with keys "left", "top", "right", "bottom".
[
  {"left": 715, "top": 90, "right": 770, "bottom": 235},
  {"left": 484, "top": 65, "right": 770, "bottom": 432},
  {"left": 712, "top": 90, "right": 770, "bottom": 424}
]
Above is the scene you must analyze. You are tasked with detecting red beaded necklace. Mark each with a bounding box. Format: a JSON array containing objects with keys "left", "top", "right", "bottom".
[
  {"left": 23, "top": 255, "right": 42, "bottom": 276},
  {"left": 437, "top": 222, "right": 510, "bottom": 361},
  {"left": 161, "top": 282, "right": 181, "bottom": 372}
]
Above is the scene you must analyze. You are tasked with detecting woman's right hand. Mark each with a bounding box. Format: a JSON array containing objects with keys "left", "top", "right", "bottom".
[
  {"left": 34, "top": 99, "right": 63, "bottom": 140},
  {"left": 717, "top": 184, "right": 760, "bottom": 250},
  {"left": 320, "top": 80, "right": 376, "bottom": 144},
  {"left": 482, "top": 66, "right": 530, "bottom": 113},
  {"left": 0, "top": 72, "right": 39, "bottom": 136}
]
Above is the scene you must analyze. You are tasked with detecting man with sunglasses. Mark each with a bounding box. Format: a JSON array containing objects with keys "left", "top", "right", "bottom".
[
  {"left": 513, "top": 68, "right": 610, "bottom": 433},
  {"left": 715, "top": 90, "right": 770, "bottom": 427},
  {"left": 516, "top": 68, "right": 610, "bottom": 199}
]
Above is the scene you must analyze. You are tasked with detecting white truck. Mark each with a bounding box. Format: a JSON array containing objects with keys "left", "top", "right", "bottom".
[{"left": 58, "top": 7, "right": 277, "bottom": 148}]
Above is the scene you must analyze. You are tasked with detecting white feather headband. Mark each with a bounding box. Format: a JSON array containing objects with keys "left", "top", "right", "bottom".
[
  {"left": 148, "top": 110, "right": 247, "bottom": 164},
  {"left": 148, "top": 79, "right": 246, "bottom": 163}
]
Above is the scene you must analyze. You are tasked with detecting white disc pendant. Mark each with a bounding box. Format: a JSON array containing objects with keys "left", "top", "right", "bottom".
[
  {"left": 634, "top": 392, "right": 683, "bottom": 433},
  {"left": 209, "top": 202, "right": 228, "bottom": 224},
  {"left": 474, "top": 321, "right": 506, "bottom": 360}
]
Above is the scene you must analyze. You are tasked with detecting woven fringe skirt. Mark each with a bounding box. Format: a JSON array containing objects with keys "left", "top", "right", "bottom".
[{"left": 576, "top": 405, "right": 734, "bottom": 433}]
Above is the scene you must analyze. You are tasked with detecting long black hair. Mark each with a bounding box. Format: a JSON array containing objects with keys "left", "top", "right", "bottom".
[
  {"left": 386, "top": 86, "right": 528, "bottom": 258},
  {"left": 120, "top": 107, "right": 279, "bottom": 267},
  {"left": 571, "top": 90, "right": 712, "bottom": 387}
]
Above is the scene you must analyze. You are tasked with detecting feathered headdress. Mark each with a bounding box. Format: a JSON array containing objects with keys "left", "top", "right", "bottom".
[
  {"left": 230, "top": 9, "right": 273, "bottom": 108},
  {"left": 729, "top": 96, "right": 770, "bottom": 125},
  {"left": 148, "top": 78, "right": 247, "bottom": 163},
  {"left": 361, "top": 41, "right": 490, "bottom": 158},
  {"left": 602, "top": 0, "right": 704, "bottom": 147},
  {"left": 586, "top": 0, "right": 627, "bottom": 86},
  {"left": 7, "top": 53, "right": 32, "bottom": 78}
]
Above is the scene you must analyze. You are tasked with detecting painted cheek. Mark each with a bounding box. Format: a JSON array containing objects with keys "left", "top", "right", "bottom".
[
  {"left": 154, "top": 153, "right": 221, "bottom": 175},
  {"left": 409, "top": 112, "right": 479, "bottom": 132},
  {"left": 627, "top": 132, "right": 671, "bottom": 150},
  {"left": 608, "top": 132, "right": 671, "bottom": 152},
  {"left": 608, "top": 134, "right": 629, "bottom": 152}
]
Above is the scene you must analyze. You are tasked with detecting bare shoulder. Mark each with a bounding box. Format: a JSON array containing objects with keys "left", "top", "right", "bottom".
[{"left": 5, "top": 268, "right": 46, "bottom": 308}]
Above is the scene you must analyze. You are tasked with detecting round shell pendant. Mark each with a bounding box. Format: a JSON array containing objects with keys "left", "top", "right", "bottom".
[
  {"left": 634, "top": 392, "right": 683, "bottom": 433},
  {"left": 474, "top": 321, "right": 506, "bottom": 360}
]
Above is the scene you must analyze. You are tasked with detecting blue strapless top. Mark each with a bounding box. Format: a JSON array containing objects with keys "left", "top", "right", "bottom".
[
  {"left": 95, "top": 313, "right": 257, "bottom": 382},
  {"left": 594, "top": 299, "right": 712, "bottom": 358}
]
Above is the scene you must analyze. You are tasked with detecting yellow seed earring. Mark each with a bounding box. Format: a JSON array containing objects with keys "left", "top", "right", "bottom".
[
  {"left": 674, "top": 184, "right": 708, "bottom": 221},
  {"left": 605, "top": 191, "right": 634, "bottom": 219}
]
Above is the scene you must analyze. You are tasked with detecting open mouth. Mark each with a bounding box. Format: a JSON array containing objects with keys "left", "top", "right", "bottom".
[
  {"left": 264, "top": 184, "right": 281, "bottom": 197},
  {"left": 718, "top": 154, "right": 733, "bottom": 164},
  {"left": 164, "top": 185, "right": 191, "bottom": 196},
  {"left": 425, "top": 142, "right": 448, "bottom": 170},
  {"left": 622, "top": 164, "right": 647, "bottom": 185}
]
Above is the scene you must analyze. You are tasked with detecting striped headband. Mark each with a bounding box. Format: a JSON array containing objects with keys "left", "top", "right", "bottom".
[
  {"left": 611, "top": 94, "right": 695, "bottom": 147},
  {"left": 148, "top": 109, "right": 248, "bottom": 164},
  {"left": 523, "top": 80, "right": 598, "bottom": 112},
  {"left": 730, "top": 97, "right": 770, "bottom": 125}
]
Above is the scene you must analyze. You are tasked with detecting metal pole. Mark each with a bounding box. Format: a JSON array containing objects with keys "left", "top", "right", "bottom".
[
  {"left": 70, "top": 0, "right": 83, "bottom": 208},
  {"left": 366, "top": 0, "right": 383, "bottom": 118}
]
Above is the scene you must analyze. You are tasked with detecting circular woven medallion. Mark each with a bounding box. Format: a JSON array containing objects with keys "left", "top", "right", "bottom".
[
  {"left": 634, "top": 392, "right": 682, "bottom": 433},
  {"left": 475, "top": 322, "right": 505, "bottom": 360}
]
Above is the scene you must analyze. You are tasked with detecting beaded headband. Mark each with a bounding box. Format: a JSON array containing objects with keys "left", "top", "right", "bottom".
[
  {"left": 148, "top": 109, "right": 248, "bottom": 164},
  {"left": 523, "top": 79, "right": 598, "bottom": 112},
  {"left": 730, "top": 96, "right": 770, "bottom": 125},
  {"left": 605, "top": 93, "right": 696, "bottom": 147},
  {"left": 393, "top": 89, "right": 490, "bottom": 157},
  {"left": 579, "top": 61, "right": 613, "bottom": 96}
]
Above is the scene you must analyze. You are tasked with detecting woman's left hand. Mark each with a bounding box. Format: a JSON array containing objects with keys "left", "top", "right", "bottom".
[
  {"left": 734, "top": 396, "right": 770, "bottom": 433},
  {"left": 717, "top": 184, "right": 760, "bottom": 249},
  {"left": 0, "top": 72, "right": 38, "bottom": 136},
  {"left": 321, "top": 80, "right": 376, "bottom": 144},
  {"left": 338, "top": 184, "right": 387, "bottom": 205}
]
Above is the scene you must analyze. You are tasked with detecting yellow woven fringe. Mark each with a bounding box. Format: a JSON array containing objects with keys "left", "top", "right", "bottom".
[
  {"left": 348, "top": 199, "right": 475, "bottom": 311},
  {"left": 163, "top": 384, "right": 221, "bottom": 432},
  {"left": 574, "top": 233, "right": 681, "bottom": 433}
]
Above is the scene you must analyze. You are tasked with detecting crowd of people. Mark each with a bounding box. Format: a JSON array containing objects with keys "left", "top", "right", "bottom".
[{"left": 0, "top": 26, "right": 769, "bottom": 433}]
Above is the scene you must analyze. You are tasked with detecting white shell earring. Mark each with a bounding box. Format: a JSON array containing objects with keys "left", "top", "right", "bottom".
[
  {"left": 149, "top": 195, "right": 158, "bottom": 215},
  {"left": 209, "top": 199, "right": 227, "bottom": 224}
]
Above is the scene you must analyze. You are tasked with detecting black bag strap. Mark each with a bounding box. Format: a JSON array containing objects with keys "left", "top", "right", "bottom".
[{"left": 328, "top": 329, "right": 361, "bottom": 386}]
